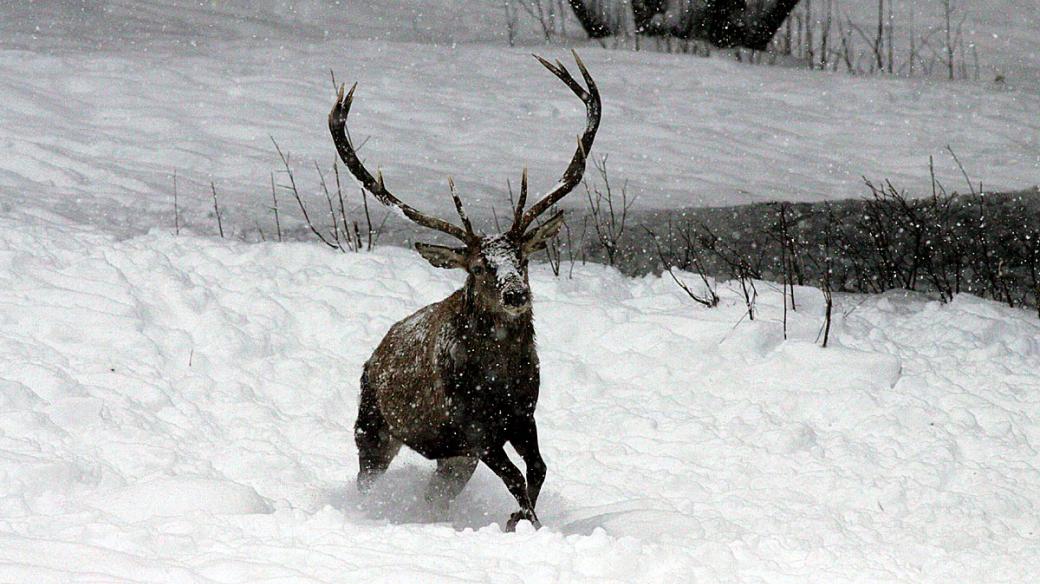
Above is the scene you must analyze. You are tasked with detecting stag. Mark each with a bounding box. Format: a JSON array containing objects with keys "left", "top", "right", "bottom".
[{"left": 328, "top": 52, "right": 600, "bottom": 531}]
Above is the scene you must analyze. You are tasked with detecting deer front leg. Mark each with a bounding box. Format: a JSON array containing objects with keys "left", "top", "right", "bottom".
[
  {"left": 510, "top": 416, "right": 546, "bottom": 510},
  {"left": 480, "top": 446, "right": 540, "bottom": 531}
]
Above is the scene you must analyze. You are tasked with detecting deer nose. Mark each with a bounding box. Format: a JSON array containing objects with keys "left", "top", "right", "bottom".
[{"left": 503, "top": 288, "right": 529, "bottom": 308}]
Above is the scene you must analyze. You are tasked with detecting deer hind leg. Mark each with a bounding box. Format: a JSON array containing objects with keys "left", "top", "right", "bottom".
[
  {"left": 424, "top": 456, "right": 478, "bottom": 510},
  {"left": 355, "top": 378, "right": 400, "bottom": 494}
]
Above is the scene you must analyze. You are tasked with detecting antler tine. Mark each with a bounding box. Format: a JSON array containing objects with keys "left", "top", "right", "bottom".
[
  {"left": 533, "top": 55, "right": 588, "bottom": 101},
  {"left": 511, "top": 167, "right": 528, "bottom": 234},
  {"left": 447, "top": 177, "right": 475, "bottom": 237},
  {"left": 570, "top": 49, "right": 599, "bottom": 100},
  {"left": 512, "top": 52, "right": 601, "bottom": 237},
  {"left": 329, "top": 83, "right": 473, "bottom": 243}
]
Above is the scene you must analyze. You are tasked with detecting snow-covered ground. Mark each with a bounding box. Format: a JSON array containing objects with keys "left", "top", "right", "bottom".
[
  {"left": 1, "top": 1, "right": 1038, "bottom": 238},
  {"left": 3, "top": 2, "right": 1040, "bottom": 582},
  {"left": 1, "top": 211, "right": 1039, "bottom": 582}
]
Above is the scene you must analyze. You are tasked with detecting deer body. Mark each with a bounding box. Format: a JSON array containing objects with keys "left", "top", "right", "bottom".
[
  {"left": 361, "top": 285, "right": 539, "bottom": 459},
  {"left": 328, "top": 52, "right": 600, "bottom": 530}
]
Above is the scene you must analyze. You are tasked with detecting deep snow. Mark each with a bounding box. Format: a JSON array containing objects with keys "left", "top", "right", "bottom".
[
  {"left": 1, "top": 211, "right": 1038, "bottom": 582},
  {"left": 3, "top": 2, "right": 1040, "bottom": 582}
]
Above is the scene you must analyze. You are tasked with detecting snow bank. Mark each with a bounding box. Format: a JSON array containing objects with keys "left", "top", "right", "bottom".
[
  {"left": 1, "top": 211, "right": 1038, "bottom": 582},
  {"left": 88, "top": 477, "right": 273, "bottom": 523}
]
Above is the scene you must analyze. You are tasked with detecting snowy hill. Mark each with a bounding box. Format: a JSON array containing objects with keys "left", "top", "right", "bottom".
[
  {"left": 1, "top": 211, "right": 1038, "bottom": 582},
  {"left": 0, "top": 1, "right": 1038, "bottom": 238}
]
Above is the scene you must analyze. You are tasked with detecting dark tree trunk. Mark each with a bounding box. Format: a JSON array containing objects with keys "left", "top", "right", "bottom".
[
  {"left": 631, "top": 0, "right": 667, "bottom": 34},
  {"left": 567, "top": 0, "right": 613, "bottom": 38},
  {"left": 740, "top": 0, "right": 803, "bottom": 50},
  {"left": 569, "top": 0, "right": 802, "bottom": 51},
  {"left": 697, "top": 0, "right": 746, "bottom": 47}
]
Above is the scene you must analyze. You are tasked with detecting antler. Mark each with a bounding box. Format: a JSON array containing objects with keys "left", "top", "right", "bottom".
[
  {"left": 329, "top": 83, "right": 475, "bottom": 243},
  {"left": 511, "top": 51, "right": 601, "bottom": 238}
]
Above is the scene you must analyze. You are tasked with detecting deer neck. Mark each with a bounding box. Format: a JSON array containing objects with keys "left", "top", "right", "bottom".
[{"left": 459, "top": 282, "right": 534, "bottom": 346}]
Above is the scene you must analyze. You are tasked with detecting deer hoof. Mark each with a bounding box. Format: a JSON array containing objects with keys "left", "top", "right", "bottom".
[{"left": 506, "top": 509, "right": 541, "bottom": 532}]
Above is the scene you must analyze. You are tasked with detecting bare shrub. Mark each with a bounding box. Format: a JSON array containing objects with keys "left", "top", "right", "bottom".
[
  {"left": 583, "top": 156, "right": 635, "bottom": 267},
  {"left": 507, "top": 0, "right": 572, "bottom": 41},
  {"left": 271, "top": 137, "right": 382, "bottom": 252},
  {"left": 645, "top": 222, "right": 719, "bottom": 308}
]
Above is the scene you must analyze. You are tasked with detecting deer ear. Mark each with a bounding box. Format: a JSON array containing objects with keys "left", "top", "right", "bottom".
[
  {"left": 415, "top": 242, "right": 467, "bottom": 269},
  {"left": 522, "top": 211, "right": 565, "bottom": 255}
]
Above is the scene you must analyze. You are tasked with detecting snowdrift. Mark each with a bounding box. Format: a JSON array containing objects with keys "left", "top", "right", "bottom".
[{"left": 1, "top": 211, "right": 1038, "bottom": 582}]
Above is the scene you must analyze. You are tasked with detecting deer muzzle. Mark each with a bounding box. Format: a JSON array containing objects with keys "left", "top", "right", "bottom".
[{"left": 503, "top": 288, "right": 530, "bottom": 309}]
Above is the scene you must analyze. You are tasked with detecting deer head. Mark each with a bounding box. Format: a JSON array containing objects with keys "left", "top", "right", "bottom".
[{"left": 328, "top": 52, "right": 600, "bottom": 318}]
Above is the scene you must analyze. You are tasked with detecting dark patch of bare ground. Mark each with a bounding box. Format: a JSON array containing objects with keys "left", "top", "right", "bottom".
[{"left": 358, "top": 186, "right": 1040, "bottom": 315}]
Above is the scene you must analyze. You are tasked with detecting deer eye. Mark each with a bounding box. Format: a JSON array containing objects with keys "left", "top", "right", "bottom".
[{"left": 472, "top": 264, "right": 485, "bottom": 275}]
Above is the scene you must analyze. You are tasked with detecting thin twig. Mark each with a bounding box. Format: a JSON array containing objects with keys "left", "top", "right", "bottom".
[
  {"left": 946, "top": 145, "right": 979, "bottom": 196},
  {"left": 270, "top": 172, "right": 282, "bottom": 242},
  {"left": 371, "top": 209, "right": 391, "bottom": 248},
  {"left": 333, "top": 161, "right": 353, "bottom": 251},
  {"left": 360, "top": 188, "right": 373, "bottom": 251},
  {"left": 173, "top": 169, "right": 180, "bottom": 236},
  {"left": 315, "top": 161, "right": 343, "bottom": 251},
  {"left": 271, "top": 136, "right": 337, "bottom": 249},
  {"left": 210, "top": 182, "right": 225, "bottom": 239}
]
